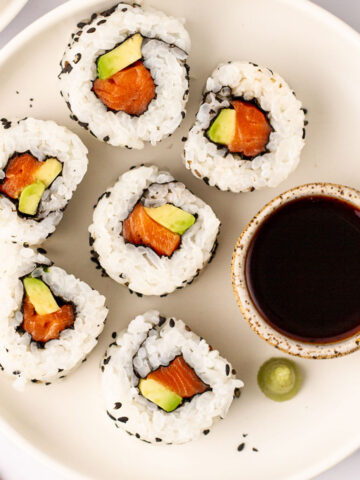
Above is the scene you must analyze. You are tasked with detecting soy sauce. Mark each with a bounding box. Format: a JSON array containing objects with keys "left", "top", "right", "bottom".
[{"left": 245, "top": 195, "right": 360, "bottom": 343}]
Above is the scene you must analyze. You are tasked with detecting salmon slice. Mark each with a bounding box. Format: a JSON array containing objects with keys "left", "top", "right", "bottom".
[
  {"left": 0, "top": 153, "right": 41, "bottom": 199},
  {"left": 93, "top": 60, "right": 156, "bottom": 115},
  {"left": 228, "top": 100, "right": 272, "bottom": 157},
  {"left": 122, "top": 203, "right": 180, "bottom": 257},
  {"left": 22, "top": 296, "right": 75, "bottom": 343},
  {"left": 147, "top": 355, "right": 209, "bottom": 398}
]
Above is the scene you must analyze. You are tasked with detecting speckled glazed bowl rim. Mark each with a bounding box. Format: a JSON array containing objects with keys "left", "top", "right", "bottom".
[{"left": 231, "top": 182, "right": 360, "bottom": 360}]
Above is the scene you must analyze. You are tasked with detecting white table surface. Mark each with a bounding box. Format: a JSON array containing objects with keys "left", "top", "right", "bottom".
[{"left": 0, "top": 0, "right": 359, "bottom": 479}]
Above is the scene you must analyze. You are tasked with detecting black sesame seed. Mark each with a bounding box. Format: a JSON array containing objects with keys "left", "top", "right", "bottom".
[
  {"left": 252, "top": 447, "right": 258, "bottom": 452},
  {"left": 106, "top": 411, "right": 116, "bottom": 421},
  {"left": 203, "top": 429, "right": 210, "bottom": 435},
  {"left": 31, "top": 379, "right": 38, "bottom": 383},
  {"left": 169, "top": 319, "right": 175, "bottom": 328},
  {"left": 58, "top": 368, "right": 64, "bottom": 373},
  {"left": 155, "top": 438, "right": 162, "bottom": 442},
  {"left": 61, "top": 62, "right": 73, "bottom": 74},
  {"left": 103, "top": 356, "right": 111, "bottom": 365},
  {"left": 114, "top": 402, "right": 122, "bottom": 409},
  {"left": 243, "top": 433, "right": 248, "bottom": 437},
  {"left": 78, "top": 121, "right": 89, "bottom": 130},
  {"left": 87, "top": 27, "right": 95, "bottom": 33},
  {"left": 225, "top": 364, "right": 230, "bottom": 376},
  {"left": 237, "top": 443, "right": 245, "bottom": 452},
  {"left": 101, "top": 5, "right": 117, "bottom": 17},
  {"left": 111, "top": 332, "right": 117, "bottom": 339},
  {"left": 12, "top": 370, "right": 20, "bottom": 375},
  {"left": 135, "top": 433, "right": 140, "bottom": 439},
  {"left": 103, "top": 135, "right": 110, "bottom": 142},
  {"left": 118, "top": 417, "right": 128, "bottom": 423},
  {"left": 234, "top": 388, "right": 241, "bottom": 398},
  {"left": 37, "top": 247, "right": 47, "bottom": 254},
  {"left": 45, "top": 382, "right": 51, "bottom": 386},
  {"left": 181, "top": 136, "right": 187, "bottom": 142},
  {"left": 97, "top": 19, "right": 107, "bottom": 25},
  {"left": 158, "top": 316, "right": 166, "bottom": 327},
  {"left": 101, "top": 366, "right": 104, "bottom": 372}
]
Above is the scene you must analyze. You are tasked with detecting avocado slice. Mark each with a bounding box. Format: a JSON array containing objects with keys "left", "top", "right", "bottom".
[
  {"left": 23, "top": 277, "right": 60, "bottom": 315},
  {"left": 97, "top": 33, "right": 143, "bottom": 80},
  {"left": 35, "top": 158, "right": 62, "bottom": 188},
  {"left": 206, "top": 108, "right": 236, "bottom": 145},
  {"left": 18, "top": 181, "right": 46, "bottom": 216},
  {"left": 139, "top": 378, "right": 182, "bottom": 412},
  {"left": 144, "top": 204, "right": 195, "bottom": 235}
]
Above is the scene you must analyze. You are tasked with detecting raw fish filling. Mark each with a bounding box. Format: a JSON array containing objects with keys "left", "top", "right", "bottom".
[
  {"left": 93, "top": 60, "right": 156, "bottom": 115},
  {"left": 139, "top": 355, "right": 209, "bottom": 412},
  {"left": 0, "top": 154, "right": 41, "bottom": 199},
  {"left": 207, "top": 99, "right": 272, "bottom": 158},
  {"left": 148, "top": 356, "right": 209, "bottom": 398},
  {"left": 0, "top": 153, "right": 62, "bottom": 216},
  {"left": 93, "top": 34, "right": 156, "bottom": 115},
  {"left": 122, "top": 203, "right": 180, "bottom": 257},
  {"left": 21, "top": 276, "right": 75, "bottom": 343},
  {"left": 22, "top": 297, "right": 74, "bottom": 343}
]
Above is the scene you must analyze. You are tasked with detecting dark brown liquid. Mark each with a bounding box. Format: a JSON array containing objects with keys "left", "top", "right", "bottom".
[{"left": 245, "top": 195, "right": 360, "bottom": 343}]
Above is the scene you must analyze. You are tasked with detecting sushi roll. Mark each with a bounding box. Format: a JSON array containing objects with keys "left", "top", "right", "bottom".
[
  {"left": 0, "top": 243, "right": 107, "bottom": 389},
  {"left": 59, "top": 3, "right": 190, "bottom": 149},
  {"left": 89, "top": 165, "right": 220, "bottom": 296},
  {"left": 101, "top": 310, "right": 243, "bottom": 444},
  {"left": 184, "top": 62, "right": 306, "bottom": 193},
  {"left": 0, "top": 117, "right": 88, "bottom": 245}
]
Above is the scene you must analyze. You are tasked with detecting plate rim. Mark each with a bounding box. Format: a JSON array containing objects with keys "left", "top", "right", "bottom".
[
  {"left": 0, "top": 0, "right": 28, "bottom": 33},
  {"left": 0, "top": 0, "right": 359, "bottom": 478}
]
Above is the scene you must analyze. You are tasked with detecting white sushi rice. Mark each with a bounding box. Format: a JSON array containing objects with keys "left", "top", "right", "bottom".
[
  {"left": 184, "top": 61, "right": 306, "bottom": 193},
  {"left": 59, "top": 3, "right": 190, "bottom": 148},
  {"left": 0, "top": 117, "right": 88, "bottom": 245},
  {"left": 89, "top": 165, "right": 220, "bottom": 296},
  {"left": 0, "top": 243, "right": 107, "bottom": 390},
  {"left": 101, "top": 310, "right": 243, "bottom": 444}
]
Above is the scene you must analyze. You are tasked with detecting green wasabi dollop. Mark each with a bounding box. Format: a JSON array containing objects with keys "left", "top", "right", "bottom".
[{"left": 257, "top": 358, "right": 302, "bottom": 402}]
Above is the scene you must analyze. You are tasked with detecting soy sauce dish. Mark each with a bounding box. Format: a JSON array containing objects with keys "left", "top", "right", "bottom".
[{"left": 231, "top": 183, "right": 360, "bottom": 359}]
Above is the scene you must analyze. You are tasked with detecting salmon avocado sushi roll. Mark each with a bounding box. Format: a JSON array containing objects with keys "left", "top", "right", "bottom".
[
  {"left": 0, "top": 117, "right": 88, "bottom": 245},
  {"left": 89, "top": 165, "right": 220, "bottom": 296},
  {"left": 0, "top": 244, "right": 107, "bottom": 389},
  {"left": 184, "top": 62, "right": 306, "bottom": 193},
  {"left": 59, "top": 3, "right": 190, "bottom": 149},
  {"left": 101, "top": 310, "right": 243, "bottom": 444}
]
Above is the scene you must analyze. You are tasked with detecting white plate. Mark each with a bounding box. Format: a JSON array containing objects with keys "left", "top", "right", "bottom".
[
  {"left": 0, "top": 0, "right": 359, "bottom": 479},
  {"left": 0, "top": 0, "right": 27, "bottom": 32}
]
